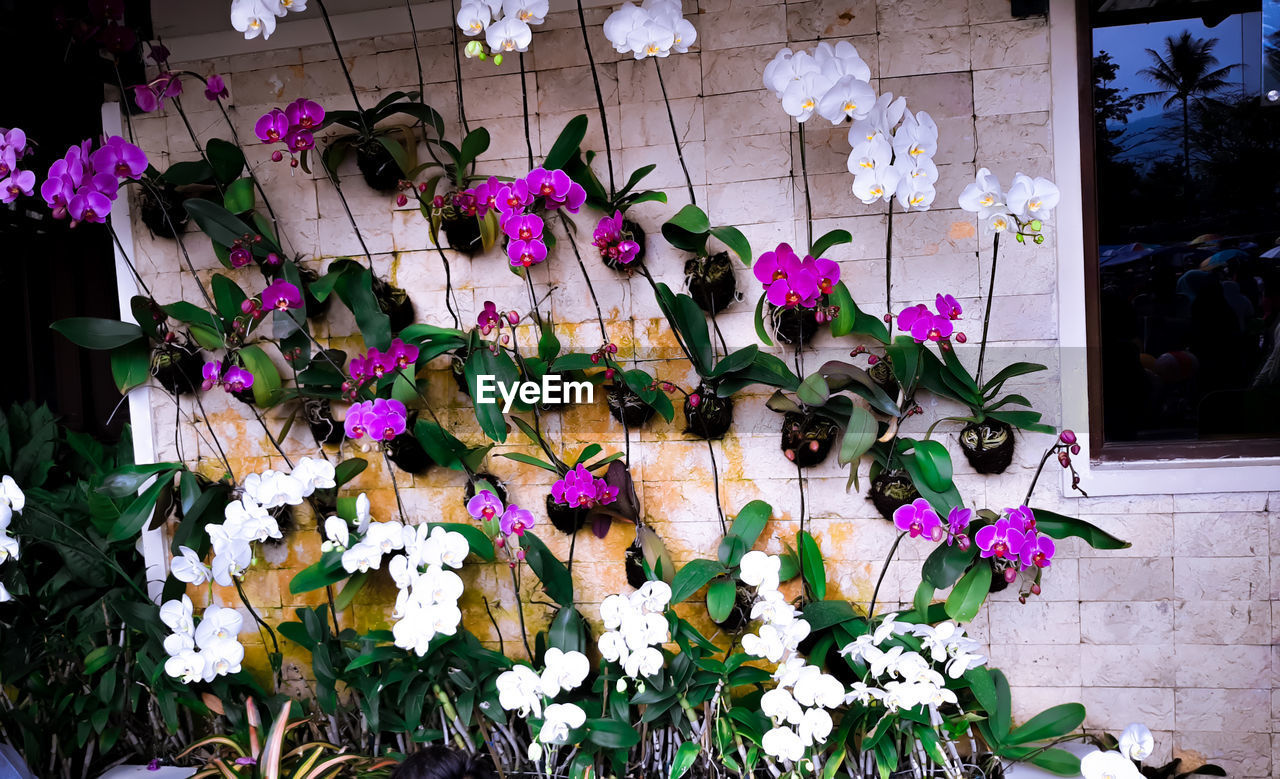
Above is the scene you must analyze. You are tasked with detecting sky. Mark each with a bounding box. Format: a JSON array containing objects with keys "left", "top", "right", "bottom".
[{"left": 1093, "top": 14, "right": 1251, "bottom": 120}]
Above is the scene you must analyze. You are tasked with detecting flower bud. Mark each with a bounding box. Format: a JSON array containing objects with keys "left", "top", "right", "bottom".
[
  {"left": 955, "top": 332, "right": 967, "bottom": 343},
  {"left": 495, "top": 536, "right": 505, "bottom": 548},
  {"left": 516, "top": 548, "right": 526, "bottom": 561},
  {"left": 500, "top": 334, "right": 510, "bottom": 345},
  {"left": 688, "top": 393, "right": 701, "bottom": 409},
  {"left": 1059, "top": 429, "right": 1076, "bottom": 444},
  {"left": 784, "top": 449, "right": 795, "bottom": 461},
  {"left": 616, "top": 679, "right": 627, "bottom": 693},
  {"left": 606, "top": 343, "right": 618, "bottom": 354},
  {"left": 1018, "top": 594, "right": 1027, "bottom": 604},
  {"left": 867, "top": 354, "right": 879, "bottom": 365},
  {"left": 604, "top": 368, "right": 615, "bottom": 380},
  {"left": 396, "top": 194, "right": 408, "bottom": 207},
  {"left": 509, "top": 561, "right": 516, "bottom": 569},
  {"left": 507, "top": 310, "right": 519, "bottom": 325},
  {"left": 265, "top": 252, "right": 280, "bottom": 265},
  {"left": 1003, "top": 567, "right": 1018, "bottom": 583},
  {"left": 527, "top": 743, "right": 543, "bottom": 762},
  {"left": 1058, "top": 451, "right": 1071, "bottom": 468},
  {"left": 465, "top": 40, "right": 485, "bottom": 59},
  {"left": 271, "top": 150, "right": 283, "bottom": 162},
  {"left": 492, "top": 54, "right": 503, "bottom": 66},
  {"left": 290, "top": 158, "right": 299, "bottom": 168},
  {"left": 433, "top": 195, "right": 445, "bottom": 208},
  {"left": 1070, "top": 443, "right": 1080, "bottom": 455},
  {"left": 1030, "top": 582, "right": 1041, "bottom": 595},
  {"left": 883, "top": 313, "right": 893, "bottom": 323},
  {"left": 809, "top": 440, "right": 820, "bottom": 452},
  {"left": 590, "top": 354, "right": 599, "bottom": 364}
]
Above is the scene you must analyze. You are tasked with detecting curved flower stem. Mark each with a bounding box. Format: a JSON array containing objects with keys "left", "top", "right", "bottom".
[
  {"left": 132, "top": 178, "right": 217, "bottom": 312},
  {"left": 867, "top": 531, "right": 906, "bottom": 619},
  {"left": 233, "top": 576, "right": 282, "bottom": 687},
  {"left": 797, "top": 122, "right": 813, "bottom": 251},
  {"left": 446, "top": 0, "right": 471, "bottom": 136},
  {"left": 1022, "top": 443, "right": 1057, "bottom": 506},
  {"left": 974, "top": 231, "right": 1000, "bottom": 388},
  {"left": 205, "top": 94, "right": 291, "bottom": 256},
  {"left": 884, "top": 204, "right": 894, "bottom": 318},
  {"left": 314, "top": 0, "right": 369, "bottom": 133},
  {"left": 105, "top": 223, "right": 154, "bottom": 299},
  {"left": 382, "top": 449, "right": 409, "bottom": 522},
  {"left": 406, "top": 0, "right": 425, "bottom": 103},
  {"left": 432, "top": 245, "right": 463, "bottom": 329},
  {"left": 481, "top": 594, "right": 505, "bottom": 656},
  {"left": 249, "top": 404, "right": 294, "bottom": 469},
  {"left": 170, "top": 366, "right": 237, "bottom": 482},
  {"left": 323, "top": 172, "right": 377, "bottom": 272},
  {"left": 654, "top": 58, "right": 695, "bottom": 206},
  {"left": 172, "top": 97, "right": 225, "bottom": 198},
  {"left": 510, "top": 563, "right": 534, "bottom": 658},
  {"left": 575, "top": 0, "right": 615, "bottom": 195},
  {"left": 521, "top": 266, "right": 546, "bottom": 330},
  {"left": 110, "top": 62, "right": 136, "bottom": 143},
  {"left": 557, "top": 212, "right": 608, "bottom": 342},
  {"left": 705, "top": 438, "right": 727, "bottom": 534},
  {"left": 566, "top": 528, "right": 578, "bottom": 574},
  {"left": 519, "top": 54, "right": 535, "bottom": 170}
]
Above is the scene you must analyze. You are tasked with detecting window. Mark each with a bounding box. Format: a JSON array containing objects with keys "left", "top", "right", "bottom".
[{"left": 1082, "top": 0, "right": 1280, "bottom": 459}]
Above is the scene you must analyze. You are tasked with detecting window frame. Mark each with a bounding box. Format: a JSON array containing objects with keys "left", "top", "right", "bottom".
[{"left": 1048, "top": 0, "right": 1280, "bottom": 494}]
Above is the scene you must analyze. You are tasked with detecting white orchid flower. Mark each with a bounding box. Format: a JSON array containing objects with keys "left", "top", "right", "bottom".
[
  {"left": 843, "top": 681, "right": 883, "bottom": 706},
  {"left": 604, "top": 3, "right": 646, "bottom": 54},
  {"left": 195, "top": 604, "right": 244, "bottom": 648},
  {"left": 0, "top": 582, "right": 10, "bottom": 602},
  {"left": 0, "top": 532, "right": 19, "bottom": 564},
  {"left": 600, "top": 593, "right": 635, "bottom": 630},
  {"left": 762, "top": 726, "right": 805, "bottom": 762},
  {"left": 626, "top": 18, "right": 675, "bottom": 59},
  {"left": 669, "top": 16, "right": 696, "bottom": 53},
  {"left": 742, "top": 624, "right": 785, "bottom": 662},
  {"left": 738, "top": 551, "right": 781, "bottom": 592},
  {"left": 798, "top": 707, "right": 833, "bottom": 746},
  {"left": 539, "top": 703, "right": 586, "bottom": 744},
  {"left": 392, "top": 606, "right": 436, "bottom": 655},
  {"left": 433, "top": 527, "right": 470, "bottom": 569},
  {"left": 502, "top": 0, "right": 548, "bottom": 25},
  {"left": 425, "top": 602, "right": 463, "bottom": 636},
  {"left": 212, "top": 541, "right": 252, "bottom": 586},
  {"left": 894, "top": 164, "right": 936, "bottom": 211},
  {"left": 761, "top": 687, "right": 803, "bottom": 725},
  {"left": 355, "top": 493, "right": 372, "bottom": 534},
  {"left": 341, "top": 541, "right": 382, "bottom": 573},
  {"left": 751, "top": 589, "right": 796, "bottom": 625},
  {"left": 892, "top": 110, "right": 938, "bottom": 161},
  {"left": 781, "top": 71, "right": 836, "bottom": 123},
  {"left": 223, "top": 498, "right": 279, "bottom": 543},
  {"left": 1005, "top": 173, "right": 1060, "bottom": 221},
  {"left": 1080, "top": 750, "right": 1143, "bottom": 779},
  {"left": 763, "top": 48, "right": 797, "bottom": 97},
  {"left": 623, "top": 645, "right": 663, "bottom": 678},
  {"left": 1118, "top": 723, "right": 1154, "bottom": 761},
  {"left": 958, "top": 167, "right": 1007, "bottom": 218},
  {"left": 851, "top": 166, "right": 901, "bottom": 204},
  {"left": 847, "top": 133, "right": 892, "bottom": 175},
  {"left": 819, "top": 40, "right": 871, "bottom": 82},
  {"left": 985, "top": 213, "right": 1014, "bottom": 234},
  {"left": 540, "top": 648, "right": 590, "bottom": 697},
  {"left": 163, "top": 632, "right": 195, "bottom": 657},
  {"left": 164, "top": 649, "right": 207, "bottom": 684},
  {"left": 290, "top": 457, "right": 335, "bottom": 496},
  {"left": 599, "top": 631, "right": 629, "bottom": 663},
  {"left": 863, "top": 644, "right": 904, "bottom": 678},
  {"left": 171, "top": 545, "right": 211, "bottom": 585},
  {"left": 631, "top": 580, "right": 672, "bottom": 613},
  {"left": 417, "top": 567, "right": 465, "bottom": 606},
  {"left": 486, "top": 16, "right": 533, "bottom": 53},
  {"left": 366, "top": 521, "right": 406, "bottom": 555},
  {"left": 456, "top": 3, "right": 490, "bottom": 36},
  {"left": 323, "top": 516, "right": 350, "bottom": 551},
  {"left": 230, "top": 0, "right": 278, "bottom": 40},
  {"left": 496, "top": 664, "right": 544, "bottom": 717},
  {"left": 201, "top": 637, "right": 245, "bottom": 680},
  {"left": 160, "top": 594, "right": 194, "bottom": 634},
  {"left": 818, "top": 75, "right": 876, "bottom": 124},
  {"left": 795, "top": 671, "right": 845, "bottom": 709},
  {"left": 849, "top": 93, "right": 906, "bottom": 144},
  {"left": 0, "top": 475, "right": 25, "bottom": 512}
]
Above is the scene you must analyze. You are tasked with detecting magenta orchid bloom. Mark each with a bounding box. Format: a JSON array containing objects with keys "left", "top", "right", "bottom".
[
  {"left": 803, "top": 256, "right": 840, "bottom": 295},
  {"left": 1019, "top": 534, "right": 1055, "bottom": 568},
  {"left": 755, "top": 244, "right": 822, "bottom": 308},
  {"left": 91, "top": 136, "right": 148, "bottom": 180},
  {"left": 499, "top": 505, "right": 535, "bottom": 536},
  {"left": 495, "top": 181, "right": 533, "bottom": 219},
  {"left": 935, "top": 293, "right": 962, "bottom": 320},
  {"left": 468, "top": 176, "right": 502, "bottom": 216},
  {"left": 975, "top": 518, "right": 1025, "bottom": 560},
  {"left": 477, "top": 300, "right": 501, "bottom": 330},
  {"left": 467, "top": 490, "right": 504, "bottom": 521},
  {"left": 224, "top": 366, "right": 253, "bottom": 394},
  {"left": 893, "top": 498, "right": 942, "bottom": 540},
  {"left": 345, "top": 399, "right": 407, "bottom": 442},
  {"left": 387, "top": 338, "right": 419, "bottom": 370},
  {"left": 551, "top": 463, "right": 619, "bottom": 509},
  {"left": 945, "top": 507, "right": 972, "bottom": 547},
  {"left": 285, "top": 98, "right": 325, "bottom": 130},
  {"left": 507, "top": 239, "right": 547, "bottom": 268},
  {"left": 1003, "top": 505, "right": 1036, "bottom": 533},
  {"left": 205, "top": 74, "right": 229, "bottom": 101},
  {"left": 261, "top": 280, "right": 303, "bottom": 311},
  {"left": 897, "top": 303, "right": 953, "bottom": 342},
  {"left": 593, "top": 211, "right": 641, "bottom": 266},
  {"left": 503, "top": 213, "right": 544, "bottom": 243},
  {"left": 229, "top": 247, "right": 252, "bottom": 268},
  {"left": 0, "top": 129, "right": 33, "bottom": 204},
  {"left": 255, "top": 109, "right": 289, "bottom": 143},
  {"left": 1, "top": 170, "right": 34, "bottom": 204},
  {"left": 525, "top": 167, "right": 570, "bottom": 202},
  {"left": 201, "top": 360, "right": 222, "bottom": 391}
]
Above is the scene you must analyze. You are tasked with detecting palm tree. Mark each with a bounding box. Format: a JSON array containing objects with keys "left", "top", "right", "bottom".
[{"left": 1138, "top": 30, "right": 1238, "bottom": 186}]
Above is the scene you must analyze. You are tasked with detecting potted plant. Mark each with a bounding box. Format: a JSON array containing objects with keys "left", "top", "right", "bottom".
[
  {"left": 765, "top": 364, "right": 894, "bottom": 469},
  {"left": 315, "top": 90, "right": 435, "bottom": 192},
  {"left": 418, "top": 120, "right": 499, "bottom": 256},
  {"left": 661, "top": 205, "right": 752, "bottom": 314},
  {"left": 565, "top": 149, "right": 669, "bottom": 270}
]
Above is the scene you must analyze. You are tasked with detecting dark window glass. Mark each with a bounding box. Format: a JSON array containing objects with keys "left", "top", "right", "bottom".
[{"left": 1088, "top": 0, "right": 1280, "bottom": 446}]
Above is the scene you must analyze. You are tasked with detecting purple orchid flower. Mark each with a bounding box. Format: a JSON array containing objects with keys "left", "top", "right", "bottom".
[
  {"left": 284, "top": 130, "right": 315, "bottom": 153},
  {"left": 366, "top": 398, "right": 408, "bottom": 441},
  {"left": 229, "top": 247, "right": 252, "bottom": 268},
  {"left": 148, "top": 42, "right": 171, "bottom": 66},
  {"left": 503, "top": 213, "right": 544, "bottom": 243},
  {"left": 387, "top": 338, "right": 419, "bottom": 370},
  {"left": 935, "top": 293, "right": 962, "bottom": 320},
  {"left": 224, "top": 366, "right": 253, "bottom": 394},
  {"left": 551, "top": 463, "right": 619, "bottom": 509},
  {"left": 132, "top": 84, "right": 160, "bottom": 113},
  {"left": 897, "top": 303, "right": 953, "bottom": 342},
  {"left": 261, "top": 280, "right": 303, "bottom": 311},
  {"left": 467, "top": 490, "right": 504, "bottom": 521},
  {"left": 525, "top": 167, "right": 572, "bottom": 202},
  {"left": 477, "top": 300, "right": 501, "bottom": 330},
  {"left": 205, "top": 74, "right": 229, "bottom": 101},
  {"left": 285, "top": 98, "right": 325, "bottom": 130},
  {"left": 507, "top": 238, "right": 547, "bottom": 268},
  {"left": 68, "top": 190, "right": 113, "bottom": 224},
  {"left": 1019, "top": 533, "right": 1055, "bottom": 568},
  {"left": 893, "top": 498, "right": 942, "bottom": 540},
  {"left": 945, "top": 507, "right": 972, "bottom": 547},
  {"left": 499, "top": 505, "right": 535, "bottom": 536},
  {"left": 756, "top": 244, "right": 821, "bottom": 308},
  {"left": 593, "top": 211, "right": 641, "bottom": 266},
  {"left": 803, "top": 256, "right": 840, "bottom": 295},
  {"left": 344, "top": 401, "right": 373, "bottom": 440},
  {"left": 348, "top": 354, "right": 370, "bottom": 384},
  {"left": 201, "top": 360, "right": 222, "bottom": 391},
  {"left": 495, "top": 181, "right": 533, "bottom": 220},
  {"left": 468, "top": 176, "right": 502, "bottom": 216},
  {"left": 1, "top": 170, "right": 35, "bottom": 204},
  {"left": 91, "top": 136, "right": 147, "bottom": 181},
  {"left": 1004, "top": 505, "right": 1036, "bottom": 533},
  {"left": 255, "top": 109, "right": 289, "bottom": 144},
  {"left": 975, "top": 518, "right": 1025, "bottom": 561}
]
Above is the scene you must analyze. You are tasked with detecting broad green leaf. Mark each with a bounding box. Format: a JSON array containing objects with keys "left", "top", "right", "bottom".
[
  {"left": 289, "top": 550, "right": 347, "bottom": 595},
  {"left": 206, "top": 138, "right": 247, "bottom": 184},
  {"left": 670, "top": 558, "right": 728, "bottom": 604},
  {"left": 1004, "top": 703, "right": 1086, "bottom": 746},
  {"left": 944, "top": 560, "right": 991, "bottom": 621},
  {"left": 797, "top": 373, "right": 830, "bottom": 406},
  {"left": 706, "top": 576, "right": 736, "bottom": 622},
  {"left": 797, "top": 530, "right": 826, "bottom": 600},
  {"left": 753, "top": 292, "right": 774, "bottom": 346},
  {"left": 810, "top": 229, "right": 851, "bottom": 258},
  {"left": 239, "top": 345, "right": 282, "bottom": 407},
  {"left": 907, "top": 438, "right": 953, "bottom": 493},
  {"left": 545, "top": 115, "right": 588, "bottom": 171},
  {"left": 670, "top": 742, "right": 700, "bottom": 779},
  {"left": 523, "top": 532, "right": 573, "bottom": 606},
  {"left": 51, "top": 318, "right": 143, "bottom": 350},
  {"left": 222, "top": 177, "right": 255, "bottom": 213},
  {"left": 839, "top": 406, "right": 878, "bottom": 465},
  {"left": 727, "top": 501, "right": 771, "bottom": 553},
  {"left": 1033, "top": 508, "right": 1131, "bottom": 549},
  {"left": 921, "top": 540, "right": 976, "bottom": 589},
  {"left": 111, "top": 339, "right": 151, "bottom": 393},
  {"left": 109, "top": 472, "right": 175, "bottom": 541},
  {"left": 709, "top": 226, "right": 752, "bottom": 265}
]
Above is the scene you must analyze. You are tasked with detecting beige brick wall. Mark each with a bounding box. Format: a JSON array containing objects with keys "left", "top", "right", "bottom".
[{"left": 128, "top": 0, "right": 1275, "bottom": 774}]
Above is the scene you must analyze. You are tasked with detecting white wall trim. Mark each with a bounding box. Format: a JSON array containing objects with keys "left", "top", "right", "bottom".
[
  {"left": 1047, "top": 0, "right": 1280, "bottom": 496},
  {"left": 103, "top": 102, "right": 169, "bottom": 602}
]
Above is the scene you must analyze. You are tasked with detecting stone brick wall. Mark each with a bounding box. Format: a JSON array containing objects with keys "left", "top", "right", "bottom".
[{"left": 127, "top": 0, "right": 1275, "bottom": 774}]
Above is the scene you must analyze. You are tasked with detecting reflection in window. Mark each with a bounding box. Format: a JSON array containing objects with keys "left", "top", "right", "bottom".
[{"left": 1089, "top": 1, "right": 1280, "bottom": 445}]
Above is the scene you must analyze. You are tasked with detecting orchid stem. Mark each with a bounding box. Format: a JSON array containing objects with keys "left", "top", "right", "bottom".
[
  {"left": 558, "top": 212, "right": 609, "bottom": 342},
  {"left": 233, "top": 577, "right": 282, "bottom": 687},
  {"left": 798, "top": 122, "right": 813, "bottom": 251},
  {"left": 519, "top": 54, "right": 534, "bottom": 169},
  {"left": 446, "top": 0, "right": 470, "bottom": 136},
  {"left": 171, "top": 97, "right": 223, "bottom": 197},
  {"left": 1023, "top": 444, "right": 1056, "bottom": 506},
  {"left": 884, "top": 204, "right": 894, "bottom": 317},
  {"left": 314, "top": 0, "right": 368, "bottom": 132},
  {"left": 105, "top": 223, "right": 153, "bottom": 298},
  {"left": 383, "top": 449, "right": 409, "bottom": 523},
  {"left": 510, "top": 564, "right": 534, "bottom": 659},
  {"left": 433, "top": 245, "right": 463, "bottom": 329},
  {"left": 575, "top": 0, "right": 615, "bottom": 195},
  {"left": 250, "top": 404, "right": 294, "bottom": 469},
  {"left": 208, "top": 95, "right": 291, "bottom": 256},
  {"left": 406, "top": 0, "right": 425, "bottom": 103},
  {"left": 133, "top": 178, "right": 217, "bottom": 313},
  {"left": 975, "top": 231, "right": 1000, "bottom": 389},
  {"left": 654, "top": 58, "right": 695, "bottom": 206},
  {"left": 322, "top": 170, "right": 377, "bottom": 272},
  {"left": 868, "top": 531, "right": 906, "bottom": 619}
]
